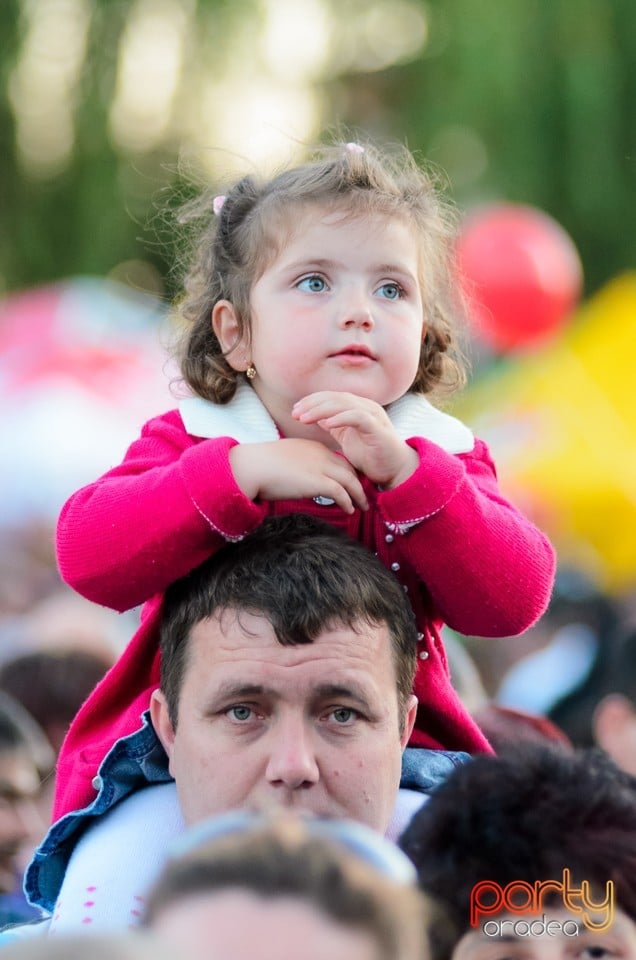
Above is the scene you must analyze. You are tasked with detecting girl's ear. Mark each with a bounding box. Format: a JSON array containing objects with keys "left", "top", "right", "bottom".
[{"left": 212, "top": 300, "right": 250, "bottom": 372}]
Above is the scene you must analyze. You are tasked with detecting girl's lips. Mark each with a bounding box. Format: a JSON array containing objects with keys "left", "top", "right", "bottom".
[
  {"left": 330, "top": 346, "right": 376, "bottom": 360},
  {"left": 330, "top": 351, "right": 376, "bottom": 366}
]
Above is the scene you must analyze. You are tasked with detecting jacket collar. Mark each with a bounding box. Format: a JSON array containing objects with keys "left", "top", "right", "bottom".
[{"left": 179, "top": 381, "right": 474, "bottom": 454}]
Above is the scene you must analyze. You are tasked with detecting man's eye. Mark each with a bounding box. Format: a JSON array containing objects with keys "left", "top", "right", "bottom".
[
  {"left": 331, "top": 707, "right": 357, "bottom": 724},
  {"left": 581, "top": 948, "right": 614, "bottom": 959},
  {"left": 376, "top": 281, "right": 403, "bottom": 300},
  {"left": 298, "top": 275, "right": 327, "bottom": 293},
  {"left": 227, "top": 705, "right": 253, "bottom": 722}
]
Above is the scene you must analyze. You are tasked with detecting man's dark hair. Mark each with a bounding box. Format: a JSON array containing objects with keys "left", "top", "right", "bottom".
[
  {"left": 400, "top": 744, "right": 636, "bottom": 936},
  {"left": 159, "top": 514, "right": 418, "bottom": 728}
]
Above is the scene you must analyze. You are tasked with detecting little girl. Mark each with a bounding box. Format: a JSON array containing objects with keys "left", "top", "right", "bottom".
[{"left": 53, "top": 139, "right": 554, "bottom": 822}]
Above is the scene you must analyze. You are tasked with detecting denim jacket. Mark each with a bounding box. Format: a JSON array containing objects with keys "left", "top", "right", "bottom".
[{"left": 25, "top": 712, "right": 470, "bottom": 913}]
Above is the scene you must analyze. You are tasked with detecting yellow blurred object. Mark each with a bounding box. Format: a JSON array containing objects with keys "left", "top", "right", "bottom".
[{"left": 457, "top": 273, "right": 636, "bottom": 593}]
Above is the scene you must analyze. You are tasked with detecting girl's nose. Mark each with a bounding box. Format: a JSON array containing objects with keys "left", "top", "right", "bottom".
[{"left": 339, "top": 293, "right": 374, "bottom": 330}]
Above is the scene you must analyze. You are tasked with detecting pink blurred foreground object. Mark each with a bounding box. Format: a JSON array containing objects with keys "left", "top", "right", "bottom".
[{"left": 457, "top": 203, "right": 583, "bottom": 352}]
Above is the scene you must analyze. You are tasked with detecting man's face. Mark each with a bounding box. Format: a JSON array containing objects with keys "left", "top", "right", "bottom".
[
  {"left": 0, "top": 748, "right": 44, "bottom": 893},
  {"left": 151, "top": 611, "right": 417, "bottom": 833}
]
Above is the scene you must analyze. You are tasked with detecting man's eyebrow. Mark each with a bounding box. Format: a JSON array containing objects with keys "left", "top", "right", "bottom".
[
  {"left": 212, "top": 683, "right": 267, "bottom": 700},
  {"left": 313, "top": 684, "right": 372, "bottom": 705}
]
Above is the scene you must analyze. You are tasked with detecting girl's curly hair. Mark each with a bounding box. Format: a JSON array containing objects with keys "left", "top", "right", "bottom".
[{"left": 174, "top": 138, "right": 469, "bottom": 404}]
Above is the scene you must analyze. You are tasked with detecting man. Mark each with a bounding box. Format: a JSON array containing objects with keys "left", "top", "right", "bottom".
[
  {"left": 0, "top": 692, "right": 49, "bottom": 925},
  {"left": 25, "top": 514, "right": 463, "bottom": 932},
  {"left": 400, "top": 744, "right": 636, "bottom": 960}
]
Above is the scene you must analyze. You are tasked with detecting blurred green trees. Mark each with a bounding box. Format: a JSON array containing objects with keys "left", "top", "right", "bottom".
[{"left": 1, "top": 0, "right": 634, "bottom": 298}]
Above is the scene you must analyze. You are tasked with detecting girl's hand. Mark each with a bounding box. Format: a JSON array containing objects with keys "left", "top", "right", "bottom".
[
  {"left": 229, "top": 439, "right": 369, "bottom": 514},
  {"left": 292, "top": 392, "right": 419, "bottom": 488}
]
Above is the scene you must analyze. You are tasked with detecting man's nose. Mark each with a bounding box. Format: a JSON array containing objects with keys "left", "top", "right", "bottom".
[{"left": 265, "top": 721, "right": 320, "bottom": 790}]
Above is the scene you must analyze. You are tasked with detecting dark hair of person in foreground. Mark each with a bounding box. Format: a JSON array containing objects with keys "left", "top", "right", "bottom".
[{"left": 399, "top": 744, "right": 636, "bottom": 950}]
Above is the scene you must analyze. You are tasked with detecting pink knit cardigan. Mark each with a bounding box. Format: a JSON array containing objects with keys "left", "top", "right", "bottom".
[{"left": 53, "top": 400, "right": 555, "bottom": 820}]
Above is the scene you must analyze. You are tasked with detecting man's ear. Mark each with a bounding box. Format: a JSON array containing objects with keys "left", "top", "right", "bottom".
[
  {"left": 211, "top": 300, "right": 250, "bottom": 372},
  {"left": 400, "top": 695, "right": 418, "bottom": 749},
  {"left": 150, "top": 688, "right": 177, "bottom": 777}
]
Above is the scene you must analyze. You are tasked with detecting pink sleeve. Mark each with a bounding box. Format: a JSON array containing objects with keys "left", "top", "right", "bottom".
[
  {"left": 376, "top": 437, "right": 555, "bottom": 637},
  {"left": 56, "top": 411, "right": 267, "bottom": 611}
]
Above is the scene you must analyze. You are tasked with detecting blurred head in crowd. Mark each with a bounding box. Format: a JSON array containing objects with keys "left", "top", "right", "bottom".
[
  {"left": 0, "top": 649, "right": 111, "bottom": 755},
  {"left": 496, "top": 565, "right": 621, "bottom": 716},
  {"left": 400, "top": 744, "right": 636, "bottom": 960},
  {"left": 444, "top": 631, "right": 573, "bottom": 754},
  {"left": 471, "top": 703, "right": 572, "bottom": 754},
  {"left": 0, "top": 693, "right": 49, "bottom": 894},
  {"left": 550, "top": 627, "right": 636, "bottom": 775},
  {"left": 143, "top": 812, "right": 429, "bottom": 960}
]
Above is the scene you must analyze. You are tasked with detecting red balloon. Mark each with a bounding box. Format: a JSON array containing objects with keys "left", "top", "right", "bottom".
[{"left": 456, "top": 204, "right": 583, "bottom": 352}]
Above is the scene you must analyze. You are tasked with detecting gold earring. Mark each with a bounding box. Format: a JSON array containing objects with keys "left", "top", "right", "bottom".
[{"left": 246, "top": 364, "right": 256, "bottom": 380}]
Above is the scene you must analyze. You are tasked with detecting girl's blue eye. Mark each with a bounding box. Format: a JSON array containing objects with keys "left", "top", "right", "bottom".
[
  {"left": 298, "top": 275, "right": 327, "bottom": 293},
  {"left": 377, "top": 282, "right": 402, "bottom": 300}
]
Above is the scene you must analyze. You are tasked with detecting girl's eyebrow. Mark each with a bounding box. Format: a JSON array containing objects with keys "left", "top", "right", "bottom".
[
  {"left": 283, "top": 257, "right": 417, "bottom": 280},
  {"left": 283, "top": 256, "right": 339, "bottom": 272},
  {"left": 374, "top": 262, "right": 418, "bottom": 280}
]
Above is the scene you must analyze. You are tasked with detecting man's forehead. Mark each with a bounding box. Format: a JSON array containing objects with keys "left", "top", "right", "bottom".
[
  {"left": 188, "top": 611, "right": 396, "bottom": 681},
  {"left": 193, "top": 610, "right": 392, "bottom": 651}
]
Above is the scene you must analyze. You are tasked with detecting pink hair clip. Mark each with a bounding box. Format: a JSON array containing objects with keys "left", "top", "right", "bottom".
[
  {"left": 345, "top": 142, "right": 365, "bottom": 154},
  {"left": 213, "top": 195, "right": 226, "bottom": 216}
]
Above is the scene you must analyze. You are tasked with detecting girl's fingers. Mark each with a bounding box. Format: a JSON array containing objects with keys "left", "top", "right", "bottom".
[
  {"left": 330, "top": 462, "right": 369, "bottom": 511},
  {"left": 317, "top": 411, "right": 378, "bottom": 433},
  {"left": 293, "top": 392, "right": 381, "bottom": 423},
  {"left": 320, "top": 477, "right": 355, "bottom": 514}
]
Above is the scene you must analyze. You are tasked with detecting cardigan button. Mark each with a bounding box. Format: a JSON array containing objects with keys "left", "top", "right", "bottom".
[
  {"left": 391, "top": 562, "right": 400, "bottom": 572},
  {"left": 92, "top": 775, "right": 103, "bottom": 791},
  {"left": 419, "top": 650, "right": 429, "bottom": 660},
  {"left": 385, "top": 533, "right": 394, "bottom": 543}
]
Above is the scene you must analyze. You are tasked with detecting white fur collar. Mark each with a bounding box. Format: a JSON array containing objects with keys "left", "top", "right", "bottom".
[{"left": 179, "top": 381, "right": 474, "bottom": 454}]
